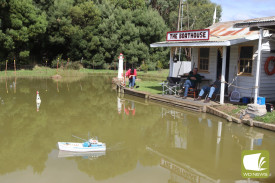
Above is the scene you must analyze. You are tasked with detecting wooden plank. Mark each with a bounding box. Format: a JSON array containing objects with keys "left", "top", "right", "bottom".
[
  {"left": 149, "top": 98, "right": 202, "bottom": 112},
  {"left": 149, "top": 96, "right": 203, "bottom": 112},
  {"left": 117, "top": 84, "right": 206, "bottom": 112}
]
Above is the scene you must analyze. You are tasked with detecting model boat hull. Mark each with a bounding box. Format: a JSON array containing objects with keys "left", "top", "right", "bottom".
[{"left": 58, "top": 142, "right": 106, "bottom": 152}]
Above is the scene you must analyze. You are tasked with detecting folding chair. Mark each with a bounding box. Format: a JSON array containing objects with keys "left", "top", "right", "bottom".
[
  {"left": 186, "top": 75, "right": 204, "bottom": 98},
  {"left": 161, "top": 77, "right": 181, "bottom": 96},
  {"left": 187, "top": 84, "right": 199, "bottom": 98}
]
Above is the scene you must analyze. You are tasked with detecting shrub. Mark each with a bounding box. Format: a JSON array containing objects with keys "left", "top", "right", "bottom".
[
  {"left": 103, "top": 63, "right": 111, "bottom": 70},
  {"left": 67, "top": 61, "right": 83, "bottom": 70},
  {"left": 157, "top": 60, "right": 163, "bottom": 70},
  {"left": 82, "top": 59, "right": 93, "bottom": 68},
  {"left": 110, "top": 62, "right": 118, "bottom": 70},
  {"left": 51, "top": 58, "right": 67, "bottom": 68},
  {"left": 147, "top": 61, "right": 157, "bottom": 71},
  {"left": 140, "top": 62, "right": 148, "bottom": 73},
  {"left": 19, "top": 51, "right": 30, "bottom": 64}
]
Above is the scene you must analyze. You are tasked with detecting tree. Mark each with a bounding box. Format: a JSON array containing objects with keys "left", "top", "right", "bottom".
[
  {"left": 110, "top": 0, "right": 146, "bottom": 10},
  {"left": 0, "top": 0, "right": 47, "bottom": 63},
  {"left": 150, "top": 0, "right": 222, "bottom": 31},
  {"left": 90, "top": 1, "right": 168, "bottom": 68}
]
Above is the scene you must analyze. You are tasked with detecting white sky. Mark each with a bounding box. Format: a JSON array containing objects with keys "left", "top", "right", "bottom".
[{"left": 211, "top": 0, "right": 275, "bottom": 21}]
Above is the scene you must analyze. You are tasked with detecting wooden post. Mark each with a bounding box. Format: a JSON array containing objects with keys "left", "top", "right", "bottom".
[
  {"left": 254, "top": 28, "right": 263, "bottom": 104},
  {"left": 14, "top": 59, "right": 16, "bottom": 76},
  {"left": 169, "top": 48, "right": 174, "bottom": 77},
  {"left": 14, "top": 77, "right": 16, "bottom": 94},
  {"left": 61, "top": 58, "right": 64, "bottom": 69},
  {"left": 220, "top": 46, "right": 227, "bottom": 104},
  {"left": 57, "top": 58, "right": 59, "bottom": 74},
  {"left": 5, "top": 60, "right": 7, "bottom": 77},
  {"left": 46, "top": 60, "right": 48, "bottom": 75},
  {"left": 66, "top": 58, "right": 69, "bottom": 69},
  {"left": 5, "top": 76, "right": 8, "bottom": 93}
]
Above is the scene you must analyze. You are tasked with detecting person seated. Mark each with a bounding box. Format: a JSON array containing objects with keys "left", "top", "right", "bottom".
[
  {"left": 182, "top": 68, "right": 201, "bottom": 99},
  {"left": 194, "top": 75, "right": 221, "bottom": 103},
  {"left": 125, "top": 68, "right": 137, "bottom": 89}
]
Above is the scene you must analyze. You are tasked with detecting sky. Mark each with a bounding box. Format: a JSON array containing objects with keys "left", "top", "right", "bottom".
[{"left": 211, "top": 0, "right": 275, "bottom": 21}]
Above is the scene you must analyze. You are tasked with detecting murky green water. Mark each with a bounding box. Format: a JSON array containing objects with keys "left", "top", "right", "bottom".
[{"left": 0, "top": 76, "right": 274, "bottom": 183}]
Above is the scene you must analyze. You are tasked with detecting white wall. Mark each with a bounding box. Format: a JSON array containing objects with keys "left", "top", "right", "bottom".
[
  {"left": 191, "top": 39, "right": 275, "bottom": 102},
  {"left": 192, "top": 47, "right": 219, "bottom": 84},
  {"left": 227, "top": 41, "right": 258, "bottom": 99},
  {"left": 171, "top": 61, "right": 191, "bottom": 77},
  {"left": 259, "top": 39, "right": 275, "bottom": 102}
]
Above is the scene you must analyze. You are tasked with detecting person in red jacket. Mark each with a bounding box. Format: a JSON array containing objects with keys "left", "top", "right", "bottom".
[{"left": 125, "top": 68, "right": 137, "bottom": 89}]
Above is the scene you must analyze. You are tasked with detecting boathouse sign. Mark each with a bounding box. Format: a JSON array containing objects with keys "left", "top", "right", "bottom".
[{"left": 166, "top": 29, "right": 210, "bottom": 41}]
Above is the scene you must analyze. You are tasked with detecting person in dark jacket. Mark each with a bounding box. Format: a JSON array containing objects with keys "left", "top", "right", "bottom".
[
  {"left": 195, "top": 75, "right": 221, "bottom": 103},
  {"left": 182, "top": 68, "right": 201, "bottom": 99}
]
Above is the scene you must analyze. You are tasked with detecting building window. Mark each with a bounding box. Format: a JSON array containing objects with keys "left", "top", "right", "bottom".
[
  {"left": 239, "top": 46, "right": 253, "bottom": 75},
  {"left": 199, "top": 48, "right": 209, "bottom": 71}
]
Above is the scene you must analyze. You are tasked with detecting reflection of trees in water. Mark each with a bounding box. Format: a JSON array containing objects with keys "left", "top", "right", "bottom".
[
  {"left": 2, "top": 77, "right": 265, "bottom": 181},
  {"left": 0, "top": 77, "right": 165, "bottom": 178}
]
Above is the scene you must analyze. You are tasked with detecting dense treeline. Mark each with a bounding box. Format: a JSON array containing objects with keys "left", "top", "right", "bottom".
[{"left": 0, "top": 0, "right": 221, "bottom": 69}]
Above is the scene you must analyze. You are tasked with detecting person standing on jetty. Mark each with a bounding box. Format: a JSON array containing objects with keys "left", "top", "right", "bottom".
[
  {"left": 126, "top": 68, "right": 137, "bottom": 89},
  {"left": 182, "top": 68, "right": 201, "bottom": 99}
]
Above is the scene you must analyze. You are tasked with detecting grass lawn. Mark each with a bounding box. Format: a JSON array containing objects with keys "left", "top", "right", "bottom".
[
  {"left": 135, "top": 80, "right": 163, "bottom": 95},
  {"left": 215, "top": 103, "right": 275, "bottom": 123},
  {"left": 0, "top": 67, "right": 169, "bottom": 80},
  {"left": 254, "top": 112, "right": 275, "bottom": 123}
]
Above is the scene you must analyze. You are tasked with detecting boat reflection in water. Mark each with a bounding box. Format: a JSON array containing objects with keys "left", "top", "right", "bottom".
[{"left": 58, "top": 150, "right": 106, "bottom": 159}]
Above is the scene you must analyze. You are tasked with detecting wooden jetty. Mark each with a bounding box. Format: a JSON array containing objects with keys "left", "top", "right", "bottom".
[{"left": 117, "top": 84, "right": 217, "bottom": 112}]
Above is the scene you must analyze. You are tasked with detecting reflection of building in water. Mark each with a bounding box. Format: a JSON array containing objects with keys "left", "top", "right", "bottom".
[
  {"left": 159, "top": 107, "right": 266, "bottom": 182},
  {"left": 162, "top": 108, "right": 189, "bottom": 150},
  {"left": 147, "top": 147, "right": 219, "bottom": 183},
  {"left": 161, "top": 158, "right": 200, "bottom": 183}
]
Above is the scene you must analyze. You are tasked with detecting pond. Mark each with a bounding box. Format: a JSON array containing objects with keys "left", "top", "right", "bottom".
[{"left": 0, "top": 76, "right": 274, "bottom": 183}]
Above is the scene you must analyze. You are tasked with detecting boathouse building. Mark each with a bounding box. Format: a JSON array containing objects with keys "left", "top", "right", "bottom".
[{"left": 151, "top": 16, "right": 275, "bottom": 104}]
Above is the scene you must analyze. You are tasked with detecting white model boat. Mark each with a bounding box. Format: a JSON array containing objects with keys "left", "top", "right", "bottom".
[{"left": 58, "top": 138, "right": 106, "bottom": 152}]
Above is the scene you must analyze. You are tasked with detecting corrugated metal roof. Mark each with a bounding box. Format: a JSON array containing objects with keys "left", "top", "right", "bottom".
[
  {"left": 208, "top": 20, "right": 259, "bottom": 40},
  {"left": 235, "top": 16, "right": 275, "bottom": 24},
  {"left": 234, "top": 16, "right": 275, "bottom": 28},
  {"left": 151, "top": 20, "right": 260, "bottom": 48}
]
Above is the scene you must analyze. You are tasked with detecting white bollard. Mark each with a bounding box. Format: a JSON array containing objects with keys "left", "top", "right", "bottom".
[{"left": 118, "top": 53, "right": 124, "bottom": 79}]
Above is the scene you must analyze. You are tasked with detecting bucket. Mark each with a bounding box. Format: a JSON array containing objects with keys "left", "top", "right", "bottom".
[
  {"left": 257, "top": 97, "right": 265, "bottom": 105},
  {"left": 266, "top": 103, "right": 274, "bottom": 112},
  {"left": 242, "top": 97, "right": 250, "bottom": 104}
]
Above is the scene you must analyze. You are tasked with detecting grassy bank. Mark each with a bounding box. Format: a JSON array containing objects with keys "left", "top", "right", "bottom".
[
  {"left": 0, "top": 67, "right": 169, "bottom": 80},
  {"left": 255, "top": 112, "right": 275, "bottom": 123},
  {"left": 135, "top": 80, "right": 163, "bottom": 94},
  {"left": 214, "top": 104, "right": 275, "bottom": 123}
]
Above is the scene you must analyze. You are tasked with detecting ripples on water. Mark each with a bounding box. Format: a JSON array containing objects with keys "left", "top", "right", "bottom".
[{"left": 0, "top": 76, "right": 274, "bottom": 183}]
